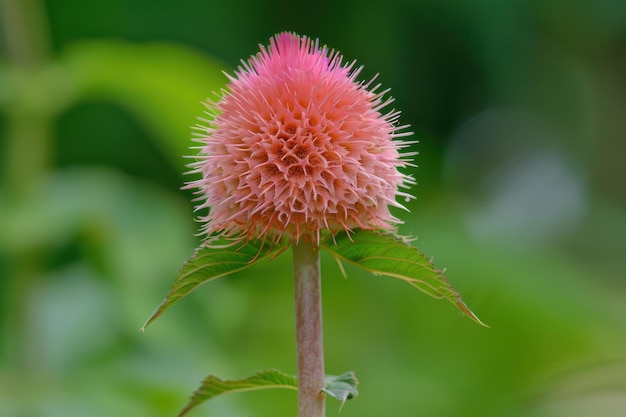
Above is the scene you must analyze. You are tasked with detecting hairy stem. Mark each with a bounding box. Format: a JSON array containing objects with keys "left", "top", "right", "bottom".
[{"left": 293, "top": 242, "right": 326, "bottom": 417}]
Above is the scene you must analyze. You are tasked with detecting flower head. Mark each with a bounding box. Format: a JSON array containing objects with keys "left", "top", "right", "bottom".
[{"left": 189, "top": 32, "right": 414, "bottom": 246}]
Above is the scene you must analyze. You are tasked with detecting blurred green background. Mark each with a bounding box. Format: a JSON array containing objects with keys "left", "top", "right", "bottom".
[{"left": 1, "top": 0, "right": 626, "bottom": 416}]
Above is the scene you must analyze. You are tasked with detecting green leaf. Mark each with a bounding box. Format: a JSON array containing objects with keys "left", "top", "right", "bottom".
[
  {"left": 179, "top": 369, "right": 358, "bottom": 416},
  {"left": 141, "top": 240, "right": 284, "bottom": 331},
  {"left": 323, "top": 371, "right": 359, "bottom": 408},
  {"left": 322, "top": 230, "right": 487, "bottom": 326},
  {"left": 61, "top": 40, "right": 227, "bottom": 171},
  {"left": 179, "top": 369, "right": 298, "bottom": 417}
]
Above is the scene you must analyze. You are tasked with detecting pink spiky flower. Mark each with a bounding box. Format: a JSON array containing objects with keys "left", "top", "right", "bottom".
[{"left": 188, "top": 32, "right": 414, "bottom": 246}]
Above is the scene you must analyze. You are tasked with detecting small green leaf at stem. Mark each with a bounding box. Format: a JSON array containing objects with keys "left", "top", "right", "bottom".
[
  {"left": 179, "top": 369, "right": 298, "bottom": 417},
  {"left": 140, "top": 239, "right": 284, "bottom": 331},
  {"left": 323, "top": 371, "right": 359, "bottom": 409},
  {"left": 322, "top": 230, "right": 487, "bottom": 326}
]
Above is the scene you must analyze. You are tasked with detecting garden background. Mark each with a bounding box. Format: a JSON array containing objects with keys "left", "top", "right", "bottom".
[{"left": 1, "top": 0, "right": 625, "bottom": 416}]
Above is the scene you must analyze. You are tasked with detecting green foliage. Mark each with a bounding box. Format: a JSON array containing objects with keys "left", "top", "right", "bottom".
[
  {"left": 178, "top": 369, "right": 359, "bottom": 416},
  {"left": 179, "top": 369, "right": 297, "bottom": 416},
  {"left": 143, "top": 229, "right": 483, "bottom": 331},
  {"left": 323, "top": 372, "right": 359, "bottom": 406},
  {"left": 141, "top": 239, "right": 285, "bottom": 331},
  {"left": 322, "top": 230, "right": 486, "bottom": 326}
]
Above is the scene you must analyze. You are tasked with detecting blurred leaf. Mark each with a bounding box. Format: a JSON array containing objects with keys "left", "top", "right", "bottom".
[
  {"left": 323, "top": 371, "right": 359, "bottom": 408},
  {"left": 60, "top": 40, "right": 228, "bottom": 170},
  {"left": 322, "top": 230, "right": 487, "bottom": 326},
  {"left": 179, "top": 369, "right": 297, "bottom": 417},
  {"left": 141, "top": 240, "right": 285, "bottom": 331}
]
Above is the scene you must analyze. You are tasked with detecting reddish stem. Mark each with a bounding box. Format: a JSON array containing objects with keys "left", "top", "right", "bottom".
[{"left": 292, "top": 242, "right": 326, "bottom": 417}]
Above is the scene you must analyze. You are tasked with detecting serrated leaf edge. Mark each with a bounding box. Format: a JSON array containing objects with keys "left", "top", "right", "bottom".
[
  {"left": 141, "top": 242, "right": 283, "bottom": 331},
  {"left": 178, "top": 369, "right": 359, "bottom": 416},
  {"left": 179, "top": 369, "right": 297, "bottom": 417},
  {"left": 321, "top": 231, "right": 488, "bottom": 327}
]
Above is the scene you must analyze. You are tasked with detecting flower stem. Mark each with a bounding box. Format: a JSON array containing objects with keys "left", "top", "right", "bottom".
[{"left": 293, "top": 242, "right": 326, "bottom": 417}]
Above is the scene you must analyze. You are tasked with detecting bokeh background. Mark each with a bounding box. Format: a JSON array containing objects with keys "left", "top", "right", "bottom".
[{"left": 1, "top": 0, "right": 626, "bottom": 416}]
